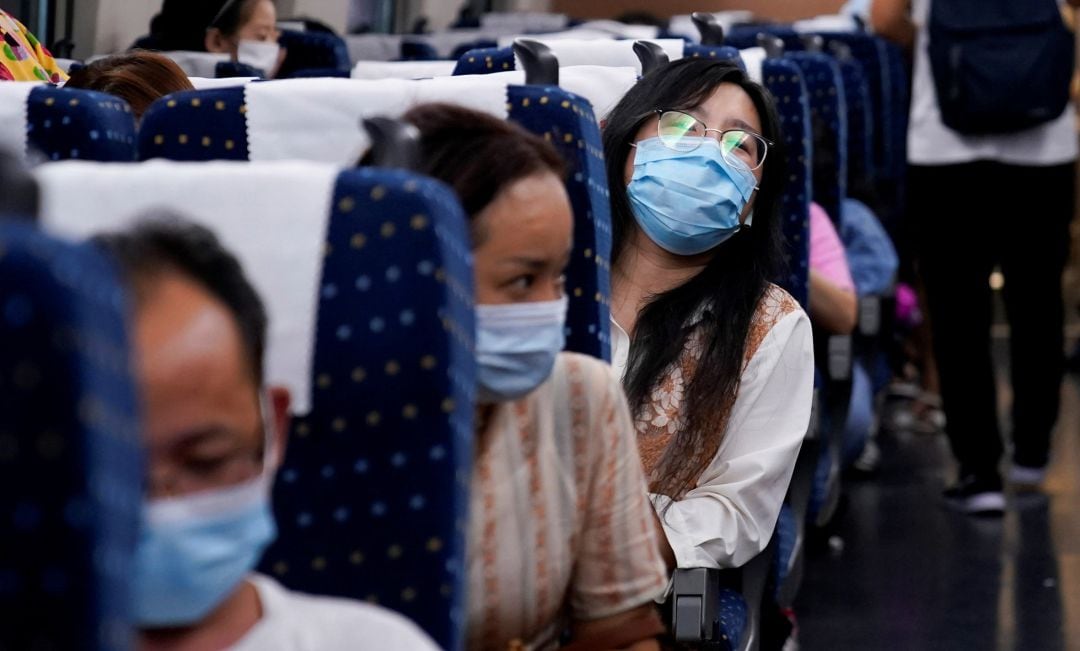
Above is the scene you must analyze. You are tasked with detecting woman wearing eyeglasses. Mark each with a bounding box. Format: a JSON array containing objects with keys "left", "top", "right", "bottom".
[{"left": 601, "top": 59, "right": 814, "bottom": 572}]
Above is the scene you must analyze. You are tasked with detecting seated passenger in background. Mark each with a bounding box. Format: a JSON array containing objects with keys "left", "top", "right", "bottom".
[
  {"left": 65, "top": 51, "right": 194, "bottom": 121},
  {"left": 601, "top": 59, "right": 814, "bottom": 572},
  {"left": 204, "top": 0, "right": 284, "bottom": 78},
  {"left": 95, "top": 219, "right": 439, "bottom": 651},
  {"left": 140, "top": 0, "right": 283, "bottom": 77},
  {"left": 403, "top": 103, "right": 669, "bottom": 651},
  {"left": 0, "top": 9, "right": 67, "bottom": 83},
  {"left": 808, "top": 202, "right": 858, "bottom": 336}
]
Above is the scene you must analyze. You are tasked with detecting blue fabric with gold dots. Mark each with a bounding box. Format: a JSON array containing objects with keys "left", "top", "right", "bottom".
[
  {"left": 787, "top": 51, "right": 848, "bottom": 226},
  {"left": 138, "top": 88, "right": 249, "bottom": 161},
  {"left": 761, "top": 58, "right": 811, "bottom": 308},
  {"left": 451, "top": 46, "right": 515, "bottom": 75},
  {"left": 278, "top": 29, "right": 351, "bottom": 78},
  {"left": 835, "top": 56, "right": 874, "bottom": 192},
  {"left": 256, "top": 169, "right": 475, "bottom": 651},
  {"left": 26, "top": 86, "right": 137, "bottom": 162},
  {"left": 508, "top": 85, "right": 612, "bottom": 360},
  {"left": 716, "top": 587, "right": 748, "bottom": 650},
  {"left": 683, "top": 44, "right": 742, "bottom": 65},
  {"left": 0, "top": 222, "right": 142, "bottom": 651},
  {"left": 136, "top": 83, "right": 612, "bottom": 361}
]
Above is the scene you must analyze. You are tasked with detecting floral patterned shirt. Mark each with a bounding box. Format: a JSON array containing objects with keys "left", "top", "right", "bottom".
[{"left": 613, "top": 284, "right": 815, "bottom": 568}]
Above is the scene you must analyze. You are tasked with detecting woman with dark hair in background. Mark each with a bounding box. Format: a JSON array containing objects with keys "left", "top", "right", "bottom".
[
  {"left": 142, "top": 0, "right": 283, "bottom": 77},
  {"left": 66, "top": 51, "right": 194, "bottom": 121},
  {"left": 602, "top": 59, "right": 814, "bottom": 572}
]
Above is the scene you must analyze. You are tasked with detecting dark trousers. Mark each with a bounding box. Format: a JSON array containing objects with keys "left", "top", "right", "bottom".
[{"left": 909, "top": 161, "right": 1075, "bottom": 478}]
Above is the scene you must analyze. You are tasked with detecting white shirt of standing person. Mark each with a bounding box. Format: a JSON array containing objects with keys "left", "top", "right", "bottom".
[
  {"left": 227, "top": 574, "right": 442, "bottom": 650},
  {"left": 907, "top": 0, "right": 1079, "bottom": 166}
]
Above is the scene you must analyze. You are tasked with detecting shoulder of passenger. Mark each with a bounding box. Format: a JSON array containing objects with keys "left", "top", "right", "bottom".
[{"left": 253, "top": 575, "right": 439, "bottom": 648}]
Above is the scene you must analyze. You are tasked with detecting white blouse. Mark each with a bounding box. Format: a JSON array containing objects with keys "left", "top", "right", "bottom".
[{"left": 612, "top": 285, "right": 815, "bottom": 569}]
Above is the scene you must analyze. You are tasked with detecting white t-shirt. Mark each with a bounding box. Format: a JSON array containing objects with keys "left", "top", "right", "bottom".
[
  {"left": 229, "top": 575, "right": 441, "bottom": 651},
  {"left": 907, "top": 0, "right": 1078, "bottom": 166}
]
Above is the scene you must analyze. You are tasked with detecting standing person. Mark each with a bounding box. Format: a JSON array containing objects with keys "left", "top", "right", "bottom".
[{"left": 874, "top": 0, "right": 1079, "bottom": 513}]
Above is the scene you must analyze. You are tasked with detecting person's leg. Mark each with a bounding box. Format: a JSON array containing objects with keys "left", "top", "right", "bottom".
[
  {"left": 842, "top": 361, "right": 873, "bottom": 467},
  {"left": 910, "top": 162, "right": 1002, "bottom": 484},
  {"left": 999, "top": 162, "right": 1076, "bottom": 475}
]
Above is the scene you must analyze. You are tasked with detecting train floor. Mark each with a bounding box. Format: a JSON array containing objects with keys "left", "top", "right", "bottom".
[{"left": 797, "top": 343, "right": 1080, "bottom": 651}]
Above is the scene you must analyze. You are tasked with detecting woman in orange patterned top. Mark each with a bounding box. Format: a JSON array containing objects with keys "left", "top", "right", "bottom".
[
  {"left": 0, "top": 10, "right": 66, "bottom": 83},
  {"left": 601, "top": 59, "right": 815, "bottom": 572},
  {"left": 404, "top": 103, "right": 669, "bottom": 651}
]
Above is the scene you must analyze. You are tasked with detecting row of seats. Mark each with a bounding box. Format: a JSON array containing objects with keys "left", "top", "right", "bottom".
[{"left": 1, "top": 15, "right": 909, "bottom": 651}]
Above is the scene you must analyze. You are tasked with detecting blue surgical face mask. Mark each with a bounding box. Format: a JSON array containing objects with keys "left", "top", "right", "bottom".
[
  {"left": 476, "top": 297, "right": 567, "bottom": 404},
  {"left": 132, "top": 398, "right": 278, "bottom": 628},
  {"left": 627, "top": 136, "right": 758, "bottom": 256}
]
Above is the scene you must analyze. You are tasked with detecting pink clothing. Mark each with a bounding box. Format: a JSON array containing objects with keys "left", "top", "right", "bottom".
[{"left": 809, "top": 202, "right": 855, "bottom": 292}]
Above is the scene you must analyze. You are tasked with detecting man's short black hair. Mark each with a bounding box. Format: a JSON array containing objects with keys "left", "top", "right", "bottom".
[{"left": 93, "top": 216, "right": 268, "bottom": 385}]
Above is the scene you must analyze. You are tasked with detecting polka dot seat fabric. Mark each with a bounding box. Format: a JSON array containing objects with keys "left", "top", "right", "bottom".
[
  {"left": 816, "top": 32, "right": 904, "bottom": 227},
  {"left": 452, "top": 46, "right": 514, "bottom": 75},
  {"left": 761, "top": 58, "right": 812, "bottom": 308},
  {"left": 35, "top": 161, "right": 476, "bottom": 650},
  {"left": 683, "top": 44, "right": 743, "bottom": 65},
  {"left": 834, "top": 56, "right": 874, "bottom": 192},
  {"left": 787, "top": 52, "right": 848, "bottom": 227},
  {"left": 0, "top": 222, "right": 142, "bottom": 651},
  {"left": 138, "top": 79, "right": 612, "bottom": 361},
  {"left": 260, "top": 169, "right": 476, "bottom": 650},
  {"left": 28, "top": 87, "right": 137, "bottom": 162}
]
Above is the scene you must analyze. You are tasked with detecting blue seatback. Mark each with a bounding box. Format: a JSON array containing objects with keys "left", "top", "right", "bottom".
[
  {"left": 787, "top": 52, "right": 848, "bottom": 225},
  {"left": 256, "top": 169, "right": 475, "bottom": 650},
  {"left": 881, "top": 41, "right": 909, "bottom": 222},
  {"left": 278, "top": 29, "right": 351, "bottom": 78},
  {"left": 725, "top": 25, "right": 803, "bottom": 51},
  {"left": 400, "top": 40, "right": 441, "bottom": 61},
  {"left": 0, "top": 222, "right": 142, "bottom": 651},
  {"left": 139, "top": 88, "right": 249, "bottom": 161},
  {"left": 449, "top": 39, "right": 498, "bottom": 62},
  {"left": 506, "top": 85, "right": 612, "bottom": 360},
  {"left": 452, "top": 46, "right": 515, "bottom": 75},
  {"left": 816, "top": 34, "right": 889, "bottom": 183},
  {"left": 26, "top": 86, "right": 137, "bottom": 162},
  {"left": 683, "top": 43, "right": 743, "bottom": 64},
  {"left": 835, "top": 57, "right": 874, "bottom": 192},
  {"left": 761, "top": 59, "right": 812, "bottom": 309},
  {"left": 138, "top": 82, "right": 612, "bottom": 361}
]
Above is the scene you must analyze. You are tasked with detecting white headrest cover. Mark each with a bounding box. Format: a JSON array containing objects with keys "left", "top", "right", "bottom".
[{"left": 36, "top": 159, "right": 340, "bottom": 415}]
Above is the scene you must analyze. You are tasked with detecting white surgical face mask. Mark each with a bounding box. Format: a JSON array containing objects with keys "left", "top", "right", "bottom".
[{"left": 237, "top": 39, "right": 281, "bottom": 76}]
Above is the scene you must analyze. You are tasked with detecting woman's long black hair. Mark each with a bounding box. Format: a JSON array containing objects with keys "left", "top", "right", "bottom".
[{"left": 602, "top": 58, "right": 787, "bottom": 499}]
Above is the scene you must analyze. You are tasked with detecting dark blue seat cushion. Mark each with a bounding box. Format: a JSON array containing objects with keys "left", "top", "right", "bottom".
[
  {"left": 0, "top": 222, "right": 142, "bottom": 650},
  {"left": 26, "top": 86, "right": 137, "bottom": 162}
]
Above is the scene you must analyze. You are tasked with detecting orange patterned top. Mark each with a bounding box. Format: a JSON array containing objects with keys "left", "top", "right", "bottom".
[
  {"left": 613, "top": 284, "right": 814, "bottom": 569},
  {"left": 467, "top": 352, "right": 668, "bottom": 651}
]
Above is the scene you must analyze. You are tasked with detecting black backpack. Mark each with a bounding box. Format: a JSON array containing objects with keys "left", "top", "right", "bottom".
[{"left": 928, "top": 0, "right": 1075, "bottom": 135}]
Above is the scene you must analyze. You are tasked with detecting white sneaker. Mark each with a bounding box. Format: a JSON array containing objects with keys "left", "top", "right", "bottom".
[{"left": 1008, "top": 464, "right": 1046, "bottom": 488}]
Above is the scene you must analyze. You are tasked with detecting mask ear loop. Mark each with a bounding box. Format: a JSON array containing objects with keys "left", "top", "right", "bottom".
[{"left": 258, "top": 390, "right": 278, "bottom": 472}]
